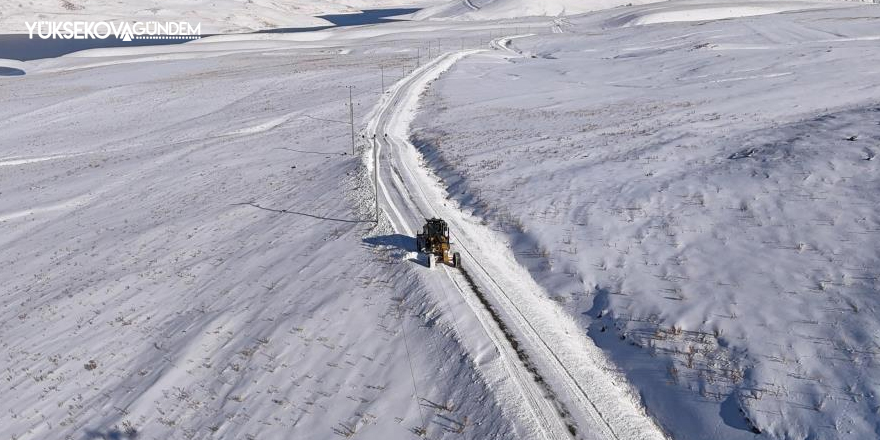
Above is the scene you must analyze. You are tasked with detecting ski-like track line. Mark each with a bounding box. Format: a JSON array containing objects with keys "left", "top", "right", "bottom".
[{"left": 364, "top": 40, "right": 669, "bottom": 440}]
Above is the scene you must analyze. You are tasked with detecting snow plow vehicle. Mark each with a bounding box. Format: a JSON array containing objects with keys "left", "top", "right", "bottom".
[{"left": 416, "top": 218, "right": 461, "bottom": 268}]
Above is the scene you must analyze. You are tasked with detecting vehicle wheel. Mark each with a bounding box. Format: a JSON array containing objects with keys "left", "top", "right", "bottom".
[{"left": 452, "top": 252, "right": 461, "bottom": 268}]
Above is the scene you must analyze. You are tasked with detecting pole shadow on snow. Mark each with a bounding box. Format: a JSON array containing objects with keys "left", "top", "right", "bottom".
[
  {"left": 233, "top": 202, "right": 369, "bottom": 224},
  {"left": 419, "top": 396, "right": 452, "bottom": 411},
  {"left": 274, "top": 146, "right": 346, "bottom": 156},
  {"left": 432, "top": 413, "right": 468, "bottom": 434}
]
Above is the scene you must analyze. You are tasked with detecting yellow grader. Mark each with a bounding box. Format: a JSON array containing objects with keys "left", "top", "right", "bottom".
[{"left": 416, "top": 218, "right": 461, "bottom": 268}]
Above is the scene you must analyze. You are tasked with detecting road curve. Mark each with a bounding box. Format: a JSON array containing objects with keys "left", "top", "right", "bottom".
[{"left": 363, "top": 43, "right": 670, "bottom": 440}]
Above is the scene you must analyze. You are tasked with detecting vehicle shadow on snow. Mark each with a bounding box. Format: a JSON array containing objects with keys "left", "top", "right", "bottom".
[
  {"left": 362, "top": 234, "right": 417, "bottom": 252},
  {"left": 362, "top": 234, "right": 430, "bottom": 267}
]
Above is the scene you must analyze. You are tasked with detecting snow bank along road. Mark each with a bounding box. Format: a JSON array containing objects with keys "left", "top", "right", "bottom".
[{"left": 363, "top": 39, "right": 670, "bottom": 440}]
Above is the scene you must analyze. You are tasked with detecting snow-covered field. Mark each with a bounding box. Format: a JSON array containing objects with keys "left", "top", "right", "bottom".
[
  {"left": 412, "top": 3, "right": 880, "bottom": 439},
  {"left": 3, "top": 0, "right": 880, "bottom": 439},
  {"left": 0, "top": 27, "right": 531, "bottom": 440}
]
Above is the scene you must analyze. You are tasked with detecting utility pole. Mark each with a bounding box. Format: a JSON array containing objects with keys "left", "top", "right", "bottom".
[
  {"left": 348, "top": 86, "right": 355, "bottom": 155},
  {"left": 416, "top": 47, "right": 420, "bottom": 67}
]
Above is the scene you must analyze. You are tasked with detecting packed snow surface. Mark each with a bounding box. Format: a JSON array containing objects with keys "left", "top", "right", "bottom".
[{"left": 364, "top": 41, "right": 668, "bottom": 440}]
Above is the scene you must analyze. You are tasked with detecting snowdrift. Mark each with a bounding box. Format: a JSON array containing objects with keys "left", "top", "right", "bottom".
[{"left": 0, "top": 58, "right": 26, "bottom": 76}]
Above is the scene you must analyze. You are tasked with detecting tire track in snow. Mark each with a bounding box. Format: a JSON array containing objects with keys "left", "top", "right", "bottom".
[
  {"left": 0, "top": 152, "right": 88, "bottom": 167},
  {"left": 0, "top": 194, "right": 93, "bottom": 222},
  {"left": 552, "top": 18, "right": 571, "bottom": 34},
  {"left": 490, "top": 35, "right": 532, "bottom": 55},
  {"left": 364, "top": 40, "right": 670, "bottom": 440}
]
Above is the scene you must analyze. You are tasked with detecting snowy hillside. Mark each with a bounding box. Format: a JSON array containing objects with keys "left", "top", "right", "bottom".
[
  {"left": 411, "top": 0, "right": 863, "bottom": 20},
  {"left": 412, "top": 0, "right": 660, "bottom": 20},
  {"left": 0, "top": 26, "right": 527, "bottom": 440},
  {"left": 3, "top": 0, "right": 880, "bottom": 439},
  {"left": 0, "top": 0, "right": 440, "bottom": 34},
  {"left": 412, "top": 3, "right": 880, "bottom": 439}
]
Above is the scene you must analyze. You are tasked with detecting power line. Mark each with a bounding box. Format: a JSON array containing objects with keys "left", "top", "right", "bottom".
[{"left": 397, "top": 298, "right": 427, "bottom": 434}]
